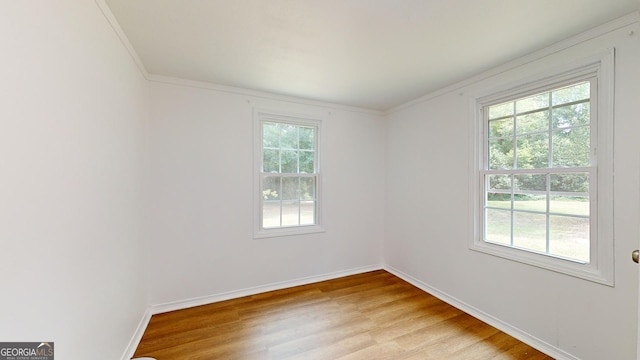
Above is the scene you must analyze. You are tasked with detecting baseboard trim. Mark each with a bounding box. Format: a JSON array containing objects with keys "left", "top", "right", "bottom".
[
  {"left": 150, "top": 264, "right": 383, "bottom": 315},
  {"left": 383, "top": 265, "right": 579, "bottom": 360},
  {"left": 121, "top": 307, "right": 152, "bottom": 360}
]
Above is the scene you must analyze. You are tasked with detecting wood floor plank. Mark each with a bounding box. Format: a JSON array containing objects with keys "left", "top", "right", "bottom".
[
  {"left": 134, "top": 270, "right": 554, "bottom": 359},
  {"left": 448, "top": 331, "right": 527, "bottom": 359}
]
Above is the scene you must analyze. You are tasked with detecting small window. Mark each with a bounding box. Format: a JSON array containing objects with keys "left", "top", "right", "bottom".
[
  {"left": 254, "top": 109, "right": 324, "bottom": 238},
  {"left": 471, "top": 51, "right": 614, "bottom": 285}
]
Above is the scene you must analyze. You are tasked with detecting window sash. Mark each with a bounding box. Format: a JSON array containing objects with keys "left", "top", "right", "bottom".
[
  {"left": 480, "top": 167, "right": 595, "bottom": 263},
  {"left": 260, "top": 173, "right": 318, "bottom": 229}
]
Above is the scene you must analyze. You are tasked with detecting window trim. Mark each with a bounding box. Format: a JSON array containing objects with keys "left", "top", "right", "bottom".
[
  {"left": 468, "top": 49, "right": 614, "bottom": 286},
  {"left": 253, "top": 108, "right": 325, "bottom": 239}
]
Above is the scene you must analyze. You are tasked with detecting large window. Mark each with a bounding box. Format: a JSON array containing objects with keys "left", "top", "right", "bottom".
[
  {"left": 471, "top": 52, "right": 614, "bottom": 285},
  {"left": 485, "top": 81, "right": 592, "bottom": 262},
  {"left": 254, "top": 109, "right": 324, "bottom": 238}
]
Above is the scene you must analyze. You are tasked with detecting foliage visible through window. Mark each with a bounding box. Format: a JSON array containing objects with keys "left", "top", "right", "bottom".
[
  {"left": 483, "top": 81, "right": 592, "bottom": 263},
  {"left": 261, "top": 122, "right": 317, "bottom": 229}
]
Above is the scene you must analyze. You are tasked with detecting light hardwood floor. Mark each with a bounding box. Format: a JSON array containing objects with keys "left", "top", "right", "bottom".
[{"left": 134, "top": 270, "right": 554, "bottom": 359}]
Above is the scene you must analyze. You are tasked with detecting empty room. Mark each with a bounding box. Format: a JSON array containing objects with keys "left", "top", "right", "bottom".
[{"left": 2, "top": 1, "right": 640, "bottom": 360}]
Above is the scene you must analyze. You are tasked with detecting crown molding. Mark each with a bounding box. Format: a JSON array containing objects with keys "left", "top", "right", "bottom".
[
  {"left": 147, "top": 74, "right": 383, "bottom": 115},
  {"left": 94, "top": 0, "right": 149, "bottom": 79}
]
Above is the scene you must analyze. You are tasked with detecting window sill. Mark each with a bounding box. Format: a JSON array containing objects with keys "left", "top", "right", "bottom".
[
  {"left": 254, "top": 225, "right": 326, "bottom": 239},
  {"left": 469, "top": 240, "right": 613, "bottom": 286}
]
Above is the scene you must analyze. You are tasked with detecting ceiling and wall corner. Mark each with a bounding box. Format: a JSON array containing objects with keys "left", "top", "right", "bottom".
[{"left": 103, "top": 0, "right": 637, "bottom": 111}]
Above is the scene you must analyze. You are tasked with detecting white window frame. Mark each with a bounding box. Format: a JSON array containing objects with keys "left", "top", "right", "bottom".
[
  {"left": 469, "top": 49, "right": 614, "bottom": 285},
  {"left": 253, "top": 108, "right": 325, "bottom": 238}
]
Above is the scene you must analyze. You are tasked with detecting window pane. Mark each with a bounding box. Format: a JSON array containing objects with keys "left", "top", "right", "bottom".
[
  {"left": 514, "top": 173, "right": 547, "bottom": 212},
  {"left": 263, "top": 122, "right": 280, "bottom": 148},
  {"left": 552, "top": 103, "right": 590, "bottom": 129},
  {"left": 262, "top": 176, "right": 281, "bottom": 200},
  {"left": 513, "top": 212, "right": 547, "bottom": 253},
  {"left": 486, "top": 208, "right": 511, "bottom": 245},
  {"left": 486, "top": 175, "right": 511, "bottom": 207},
  {"left": 487, "top": 174, "right": 511, "bottom": 190},
  {"left": 281, "top": 201, "right": 300, "bottom": 226},
  {"left": 280, "top": 150, "right": 298, "bottom": 173},
  {"left": 516, "top": 133, "right": 548, "bottom": 169},
  {"left": 550, "top": 173, "right": 589, "bottom": 193},
  {"left": 299, "top": 127, "right": 315, "bottom": 150},
  {"left": 280, "top": 124, "right": 298, "bottom": 149},
  {"left": 550, "top": 196, "right": 589, "bottom": 216},
  {"left": 550, "top": 173, "right": 589, "bottom": 216},
  {"left": 514, "top": 173, "right": 546, "bottom": 192},
  {"left": 550, "top": 215, "right": 589, "bottom": 262},
  {"left": 299, "top": 150, "right": 314, "bottom": 173},
  {"left": 516, "top": 110, "right": 549, "bottom": 134},
  {"left": 489, "top": 117, "right": 513, "bottom": 138},
  {"left": 263, "top": 201, "right": 281, "bottom": 228},
  {"left": 263, "top": 149, "right": 279, "bottom": 172},
  {"left": 300, "top": 200, "right": 316, "bottom": 225},
  {"left": 516, "top": 92, "right": 549, "bottom": 114},
  {"left": 552, "top": 127, "right": 590, "bottom": 167},
  {"left": 552, "top": 82, "right": 590, "bottom": 106},
  {"left": 300, "top": 177, "right": 315, "bottom": 200},
  {"left": 281, "top": 177, "right": 299, "bottom": 200},
  {"left": 487, "top": 193, "right": 511, "bottom": 208},
  {"left": 514, "top": 195, "right": 546, "bottom": 212},
  {"left": 489, "top": 139, "right": 514, "bottom": 170},
  {"left": 489, "top": 102, "right": 514, "bottom": 119}
]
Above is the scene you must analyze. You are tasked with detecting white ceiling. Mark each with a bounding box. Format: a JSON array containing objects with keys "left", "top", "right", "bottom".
[{"left": 104, "top": 0, "right": 638, "bottom": 111}]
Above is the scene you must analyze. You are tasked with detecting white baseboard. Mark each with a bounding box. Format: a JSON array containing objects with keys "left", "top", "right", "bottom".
[
  {"left": 150, "top": 264, "right": 383, "bottom": 315},
  {"left": 383, "top": 264, "right": 579, "bottom": 360},
  {"left": 121, "top": 307, "right": 152, "bottom": 360}
]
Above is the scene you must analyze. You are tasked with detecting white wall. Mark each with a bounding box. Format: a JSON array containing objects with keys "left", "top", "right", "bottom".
[
  {"left": 385, "top": 19, "right": 640, "bottom": 360},
  {"left": 0, "top": 2, "right": 149, "bottom": 360},
  {"left": 147, "top": 81, "right": 385, "bottom": 307}
]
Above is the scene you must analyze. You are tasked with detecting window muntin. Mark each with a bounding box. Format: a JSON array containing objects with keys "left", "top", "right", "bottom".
[
  {"left": 261, "top": 121, "right": 318, "bottom": 229},
  {"left": 482, "top": 81, "right": 594, "bottom": 264}
]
